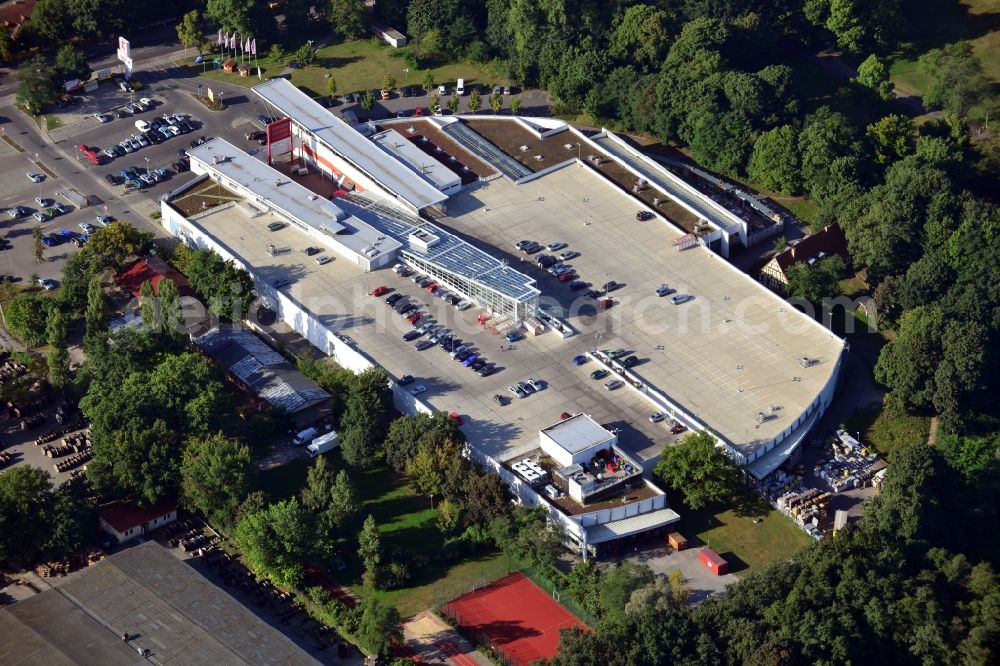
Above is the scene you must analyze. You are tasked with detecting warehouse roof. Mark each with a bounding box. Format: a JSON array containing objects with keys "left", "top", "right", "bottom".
[
  {"left": 371, "top": 127, "right": 461, "bottom": 192},
  {"left": 252, "top": 78, "right": 448, "bottom": 210},
  {"left": 0, "top": 542, "right": 318, "bottom": 665},
  {"left": 194, "top": 326, "right": 331, "bottom": 414}
]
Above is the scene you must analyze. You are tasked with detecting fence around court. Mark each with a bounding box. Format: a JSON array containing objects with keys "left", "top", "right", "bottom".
[{"left": 518, "top": 564, "right": 599, "bottom": 628}]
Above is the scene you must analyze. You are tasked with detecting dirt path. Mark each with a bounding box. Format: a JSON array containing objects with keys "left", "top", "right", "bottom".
[{"left": 927, "top": 416, "right": 939, "bottom": 445}]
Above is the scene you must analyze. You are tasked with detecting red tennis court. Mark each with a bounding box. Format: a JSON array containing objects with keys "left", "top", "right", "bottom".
[{"left": 443, "top": 572, "right": 588, "bottom": 665}]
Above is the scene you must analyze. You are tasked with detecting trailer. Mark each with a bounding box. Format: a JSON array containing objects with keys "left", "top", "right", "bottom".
[
  {"left": 699, "top": 547, "right": 728, "bottom": 575},
  {"left": 307, "top": 431, "right": 340, "bottom": 458}
]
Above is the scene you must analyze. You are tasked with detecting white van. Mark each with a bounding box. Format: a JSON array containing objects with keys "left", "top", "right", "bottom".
[
  {"left": 456, "top": 79, "right": 465, "bottom": 96},
  {"left": 307, "top": 431, "right": 340, "bottom": 458},
  {"left": 292, "top": 427, "right": 318, "bottom": 446}
]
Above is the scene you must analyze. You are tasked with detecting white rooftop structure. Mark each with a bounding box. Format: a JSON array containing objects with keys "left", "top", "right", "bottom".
[
  {"left": 185, "top": 138, "right": 402, "bottom": 269},
  {"left": 252, "top": 78, "right": 448, "bottom": 211},
  {"left": 371, "top": 128, "right": 462, "bottom": 194},
  {"left": 540, "top": 414, "right": 617, "bottom": 467}
]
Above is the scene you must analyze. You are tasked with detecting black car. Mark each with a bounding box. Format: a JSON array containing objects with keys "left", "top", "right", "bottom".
[
  {"left": 105, "top": 173, "right": 121, "bottom": 185},
  {"left": 304, "top": 246, "right": 321, "bottom": 256},
  {"left": 478, "top": 363, "right": 497, "bottom": 377},
  {"left": 402, "top": 330, "right": 422, "bottom": 341},
  {"left": 257, "top": 114, "right": 276, "bottom": 125},
  {"left": 398, "top": 303, "right": 417, "bottom": 315},
  {"left": 569, "top": 280, "right": 589, "bottom": 291},
  {"left": 622, "top": 355, "right": 639, "bottom": 368},
  {"left": 636, "top": 211, "right": 654, "bottom": 221},
  {"left": 112, "top": 108, "right": 128, "bottom": 118},
  {"left": 470, "top": 358, "right": 487, "bottom": 371},
  {"left": 144, "top": 131, "right": 162, "bottom": 144},
  {"left": 385, "top": 293, "right": 404, "bottom": 306},
  {"left": 401, "top": 87, "right": 411, "bottom": 97},
  {"left": 397, "top": 374, "right": 415, "bottom": 386},
  {"left": 415, "top": 340, "right": 435, "bottom": 351}
]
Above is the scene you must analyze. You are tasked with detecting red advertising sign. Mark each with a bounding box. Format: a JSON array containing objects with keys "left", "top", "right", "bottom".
[{"left": 265, "top": 117, "right": 293, "bottom": 164}]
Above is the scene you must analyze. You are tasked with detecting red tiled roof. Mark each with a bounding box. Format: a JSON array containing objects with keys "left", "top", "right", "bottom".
[
  {"left": 98, "top": 499, "right": 176, "bottom": 533},
  {"left": 0, "top": 0, "right": 36, "bottom": 36},
  {"left": 114, "top": 256, "right": 195, "bottom": 299},
  {"left": 774, "top": 222, "right": 848, "bottom": 272}
]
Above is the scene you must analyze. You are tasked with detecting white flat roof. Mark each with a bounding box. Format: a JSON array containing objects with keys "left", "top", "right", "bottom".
[
  {"left": 186, "top": 138, "right": 401, "bottom": 259},
  {"left": 585, "top": 507, "right": 681, "bottom": 544},
  {"left": 252, "top": 79, "right": 448, "bottom": 210},
  {"left": 541, "top": 414, "right": 614, "bottom": 455},
  {"left": 371, "top": 128, "right": 461, "bottom": 192}
]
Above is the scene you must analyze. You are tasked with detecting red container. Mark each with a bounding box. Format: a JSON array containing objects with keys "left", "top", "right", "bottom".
[{"left": 699, "top": 548, "right": 728, "bottom": 575}]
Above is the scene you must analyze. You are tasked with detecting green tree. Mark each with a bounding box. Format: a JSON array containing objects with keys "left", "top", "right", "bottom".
[
  {"left": 747, "top": 125, "right": 801, "bottom": 194},
  {"left": 489, "top": 91, "right": 503, "bottom": 114},
  {"left": 24, "top": 0, "right": 68, "bottom": 43},
  {"left": 383, "top": 412, "right": 461, "bottom": 472},
  {"left": 0, "top": 466, "right": 53, "bottom": 564},
  {"left": 54, "top": 44, "right": 90, "bottom": 83},
  {"left": 355, "top": 597, "right": 401, "bottom": 658},
  {"left": 609, "top": 4, "right": 670, "bottom": 74},
  {"left": 139, "top": 280, "right": 159, "bottom": 333},
  {"left": 301, "top": 453, "right": 335, "bottom": 512},
  {"left": 874, "top": 306, "right": 945, "bottom": 411},
  {"left": 294, "top": 42, "right": 316, "bottom": 66},
  {"left": 156, "top": 278, "right": 184, "bottom": 342},
  {"left": 798, "top": 107, "right": 863, "bottom": 198},
  {"left": 511, "top": 96, "right": 522, "bottom": 115},
  {"left": 856, "top": 53, "right": 894, "bottom": 101},
  {"left": 268, "top": 43, "right": 285, "bottom": 64},
  {"left": 786, "top": 255, "right": 846, "bottom": 303},
  {"left": 6, "top": 293, "right": 51, "bottom": 348},
  {"left": 179, "top": 247, "right": 254, "bottom": 320},
  {"left": 32, "top": 225, "right": 44, "bottom": 264},
  {"left": 654, "top": 431, "right": 743, "bottom": 509},
  {"left": 233, "top": 498, "right": 312, "bottom": 587},
  {"left": 357, "top": 514, "right": 382, "bottom": 589},
  {"left": 180, "top": 432, "right": 250, "bottom": 529},
  {"left": 686, "top": 108, "right": 755, "bottom": 177},
  {"left": 932, "top": 321, "right": 988, "bottom": 434},
  {"left": 327, "top": 469, "right": 358, "bottom": 530},
  {"left": 468, "top": 88, "right": 481, "bottom": 114},
  {"left": 918, "top": 41, "right": 991, "bottom": 118},
  {"left": 176, "top": 10, "right": 203, "bottom": 53},
  {"left": 382, "top": 72, "right": 396, "bottom": 90},
  {"left": 408, "top": 445, "right": 445, "bottom": 508},
  {"left": 283, "top": 0, "right": 311, "bottom": 34},
  {"left": 340, "top": 368, "right": 391, "bottom": 467},
  {"left": 326, "top": 75, "right": 337, "bottom": 98},
  {"left": 429, "top": 92, "right": 441, "bottom": 114},
  {"left": 16, "top": 55, "right": 59, "bottom": 115},
  {"left": 436, "top": 498, "right": 463, "bottom": 533},
  {"left": 360, "top": 88, "right": 375, "bottom": 113},
  {"left": 327, "top": 0, "right": 367, "bottom": 40},
  {"left": 447, "top": 93, "right": 460, "bottom": 114},
  {"left": 0, "top": 24, "right": 14, "bottom": 64},
  {"left": 463, "top": 473, "right": 511, "bottom": 527},
  {"left": 422, "top": 70, "right": 434, "bottom": 92},
  {"left": 206, "top": 0, "right": 256, "bottom": 35},
  {"left": 866, "top": 114, "right": 914, "bottom": 164},
  {"left": 84, "top": 221, "right": 151, "bottom": 270},
  {"left": 45, "top": 306, "right": 70, "bottom": 390}
]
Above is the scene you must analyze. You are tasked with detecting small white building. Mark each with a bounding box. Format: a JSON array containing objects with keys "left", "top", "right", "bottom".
[
  {"left": 98, "top": 499, "right": 177, "bottom": 544},
  {"left": 539, "top": 413, "right": 617, "bottom": 467}
]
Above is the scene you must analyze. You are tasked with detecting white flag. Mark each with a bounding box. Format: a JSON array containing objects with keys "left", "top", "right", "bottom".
[
  {"left": 217, "top": 30, "right": 223, "bottom": 46},
  {"left": 251, "top": 39, "right": 257, "bottom": 56}
]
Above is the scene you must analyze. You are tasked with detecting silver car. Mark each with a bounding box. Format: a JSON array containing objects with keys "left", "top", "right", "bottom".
[{"left": 604, "top": 379, "right": 624, "bottom": 391}]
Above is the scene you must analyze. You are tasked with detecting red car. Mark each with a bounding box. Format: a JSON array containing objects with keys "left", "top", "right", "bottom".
[
  {"left": 448, "top": 411, "right": 464, "bottom": 426},
  {"left": 558, "top": 272, "right": 578, "bottom": 282},
  {"left": 371, "top": 285, "right": 388, "bottom": 297},
  {"left": 597, "top": 298, "right": 614, "bottom": 311},
  {"left": 670, "top": 423, "right": 687, "bottom": 434},
  {"left": 407, "top": 312, "right": 422, "bottom": 324},
  {"left": 425, "top": 282, "right": 439, "bottom": 293}
]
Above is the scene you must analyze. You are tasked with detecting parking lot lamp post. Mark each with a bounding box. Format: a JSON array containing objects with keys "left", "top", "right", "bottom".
[
  {"left": 736, "top": 364, "right": 744, "bottom": 393},
  {"left": 198, "top": 84, "right": 202, "bottom": 99},
  {"left": 723, "top": 295, "right": 732, "bottom": 322}
]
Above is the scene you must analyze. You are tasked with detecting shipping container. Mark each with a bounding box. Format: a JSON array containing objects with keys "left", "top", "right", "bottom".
[
  {"left": 699, "top": 547, "right": 728, "bottom": 575},
  {"left": 668, "top": 532, "right": 688, "bottom": 551}
]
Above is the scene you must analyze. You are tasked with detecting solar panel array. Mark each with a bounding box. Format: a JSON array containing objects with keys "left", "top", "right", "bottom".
[
  {"left": 441, "top": 122, "right": 533, "bottom": 180},
  {"left": 339, "top": 194, "right": 538, "bottom": 302}
]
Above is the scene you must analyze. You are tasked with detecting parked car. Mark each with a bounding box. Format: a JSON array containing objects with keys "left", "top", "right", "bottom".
[
  {"left": 572, "top": 355, "right": 588, "bottom": 366},
  {"left": 649, "top": 412, "right": 665, "bottom": 423},
  {"left": 508, "top": 385, "right": 527, "bottom": 399},
  {"left": 96, "top": 215, "right": 114, "bottom": 226},
  {"left": 315, "top": 255, "right": 332, "bottom": 265},
  {"left": 409, "top": 384, "right": 426, "bottom": 396},
  {"left": 32, "top": 211, "right": 49, "bottom": 223},
  {"left": 671, "top": 294, "right": 694, "bottom": 305},
  {"left": 546, "top": 241, "right": 566, "bottom": 251},
  {"left": 135, "top": 119, "right": 151, "bottom": 132},
  {"left": 397, "top": 374, "right": 414, "bottom": 386},
  {"left": 504, "top": 332, "right": 523, "bottom": 343},
  {"left": 656, "top": 284, "right": 676, "bottom": 297},
  {"left": 605, "top": 379, "right": 624, "bottom": 391},
  {"left": 636, "top": 211, "right": 654, "bottom": 221},
  {"left": 79, "top": 223, "right": 97, "bottom": 234},
  {"left": 38, "top": 278, "right": 58, "bottom": 291},
  {"left": 371, "top": 285, "right": 389, "bottom": 296},
  {"left": 559, "top": 250, "right": 579, "bottom": 261},
  {"left": 622, "top": 355, "right": 639, "bottom": 368},
  {"left": 590, "top": 369, "right": 609, "bottom": 380},
  {"left": 415, "top": 340, "right": 434, "bottom": 351},
  {"left": 477, "top": 363, "right": 496, "bottom": 377},
  {"left": 527, "top": 378, "right": 545, "bottom": 391},
  {"left": 26, "top": 172, "right": 44, "bottom": 183},
  {"left": 267, "top": 221, "right": 286, "bottom": 232},
  {"left": 93, "top": 113, "right": 112, "bottom": 123}
]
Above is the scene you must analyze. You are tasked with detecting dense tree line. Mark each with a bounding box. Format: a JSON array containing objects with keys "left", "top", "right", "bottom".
[
  {"left": 0, "top": 468, "right": 92, "bottom": 566},
  {"left": 548, "top": 443, "right": 1000, "bottom": 664}
]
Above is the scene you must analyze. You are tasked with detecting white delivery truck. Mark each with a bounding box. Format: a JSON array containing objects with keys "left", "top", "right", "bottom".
[
  {"left": 292, "top": 427, "right": 318, "bottom": 446},
  {"left": 456, "top": 78, "right": 465, "bottom": 95},
  {"left": 307, "top": 431, "right": 340, "bottom": 458}
]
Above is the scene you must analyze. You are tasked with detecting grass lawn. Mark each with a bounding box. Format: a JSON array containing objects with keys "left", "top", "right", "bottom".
[
  {"left": 185, "top": 39, "right": 508, "bottom": 99},
  {"left": 674, "top": 494, "right": 813, "bottom": 573},
  {"left": 887, "top": 0, "right": 1000, "bottom": 96},
  {"left": 254, "top": 451, "right": 512, "bottom": 617},
  {"left": 844, "top": 405, "right": 931, "bottom": 459},
  {"left": 44, "top": 114, "right": 63, "bottom": 131}
]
